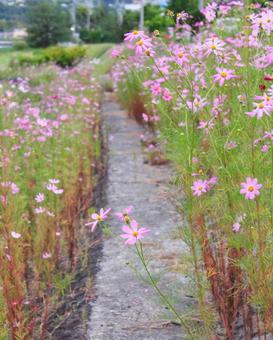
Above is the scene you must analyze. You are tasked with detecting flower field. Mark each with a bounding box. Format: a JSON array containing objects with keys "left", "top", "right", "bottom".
[
  {"left": 0, "top": 62, "right": 102, "bottom": 338},
  {"left": 108, "top": 2, "right": 273, "bottom": 338},
  {"left": 1, "top": 1, "right": 273, "bottom": 339}
]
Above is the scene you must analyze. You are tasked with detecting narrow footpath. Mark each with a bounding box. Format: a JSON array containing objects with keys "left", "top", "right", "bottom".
[{"left": 88, "top": 93, "right": 190, "bottom": 340}]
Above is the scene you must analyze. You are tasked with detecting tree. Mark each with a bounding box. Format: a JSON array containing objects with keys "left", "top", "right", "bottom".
[
  {"left": 25, "top": 0, "right": 72, "bottom": 48},
  {"left": 89, "top": 5, "right": 121, "bottom": 42},
  {"left": 76, "top": 4, "right": 90, "bottom": 31},
  {"left": 144, "top": 5, "right": 173, "bottom": 33},
  {"left": 120, "top": 10, "right": 139, "bottom": 38}
]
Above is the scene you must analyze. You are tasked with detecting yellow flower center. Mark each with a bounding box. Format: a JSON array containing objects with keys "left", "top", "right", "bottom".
[
  {"left": 221, "top": 72, "right": 227, "bottom": 78},
  {"left": 137, "top": 40, "right": 143, "bottom": 46},
  {"left": 248, "top": 185, "right": 254, "bottom": 192},
  {"left": 258, "top": 103, "right": 264, "bottom": 108},
  {"left": 178, "top": 52, "right": 184, "bottom": 58},
  {"left": 97, "top": 215, "right": 102, "bottom": 221},
  {"left": 133, "top": 30, "right": 139, "bottom": 35},
  {"left": 266, "top": 96, "right": 271, "bottom": 101},
  {"left": 198, "top": 185, "right": 203, "bottom": 191},
  {"left": 133, "top": 231, "right": 139, "bottom": 237},
  {"left": 211, "top": 44, "right": 216, "bottom": 50}
]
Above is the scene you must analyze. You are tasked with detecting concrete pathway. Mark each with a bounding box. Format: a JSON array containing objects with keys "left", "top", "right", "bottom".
[{"left": 87, "top": 94, "right": 190, "bottom": 340}]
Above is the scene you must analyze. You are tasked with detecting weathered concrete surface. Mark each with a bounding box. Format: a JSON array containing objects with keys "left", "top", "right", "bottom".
[{"left": 87, "top": 94, "right": 190, "bottom": 340}]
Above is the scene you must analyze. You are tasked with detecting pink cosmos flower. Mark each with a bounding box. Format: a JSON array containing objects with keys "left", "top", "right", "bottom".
[
  {"left": 186, "top": 96, "right": 208, "bottom": 113},
  {"left": 240, "top": 177, "right": 262, "bottom": 200},
  {"left": 162, "top": 88, "right": 172, "bottom": 101},
  {"left": 1, "top": 182, "right": 20, "bottom": 195},
  {"left": 46, "top": 183, "right": 63, "bottom": 195},
  {"left": 49, "top": 179, "right": 60, "bottom": 184},
  {"left": 124, "top": 30, "right": 146, "bottom": 42},
  {"left": 246, "top": 101, "right": 273, "bottom": 119},
  {"left": 232, "top": 222, "right": 241, "bottom": 233},
  {"left": 201, "top": 2, "right": 217, "bottom": 22},
  {"left": 111, "top": 49, "right": 121, "bottom": 58},
  {"left": 225, "top": 141, "right": 238, "bottom": 150},
  {"left": 11, "top": 231, "right": 21, "bottom": 239},
  {"left": 150, "top": 82, "right": 162, "bottom": 96},
  {"left": 261, "top": 144, "right": 269, "bottom": 153},
  {"left": 115, "top": 206, "right": 133, "bottom": 222},
  {"left": 213, "top": 68, "right": 237, "bottom": 86},
  {"left": 35, "top": 193, "right": 45, "bottom": 203},
  {"left": 174, "top": 49, "right": 189, "bottom": 65},
  {"left": 191, "top": 179, "right": 207, "bottom": 196},
  {"left": 42, "top": 252, "right": 52, "bottom": 259},
  {"left": 204, "top": 37, "right": 225, "bottom": 56},
  {"left": 34, "top": 207, "right": 46, "bottom": 214},
  {"left": 134, "top": 38, "right": 152, "bottom": 55},
  {"left": 142, "top": 113, "right": 149, "bottom": 122},
  {"left": 85, "top": 208, "right": 111, "bottom": 231},
  {"left": 120, "top": 220, "right": 150, "bottom": 245}
]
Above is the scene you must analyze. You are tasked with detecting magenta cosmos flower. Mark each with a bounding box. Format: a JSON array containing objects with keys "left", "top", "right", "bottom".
[
  {"left": 120, "top": 220, "right": 149, "bottom": 245},
  {"left": 85, "top": 208, "right": 111, "bottom": 231},
  {"left": 240, "top": 177, "right": 262, "bottom": 200},
  {"left": 191, "top": 179, "right": 207, "bottom": 196},
  {"left": 212, "top": 67, "right": 237, "bottom": 86}
]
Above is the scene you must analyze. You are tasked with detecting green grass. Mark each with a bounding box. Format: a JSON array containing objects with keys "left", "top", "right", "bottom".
[{"left": 85, "top": 43, "right": 114, "bottom": 59}]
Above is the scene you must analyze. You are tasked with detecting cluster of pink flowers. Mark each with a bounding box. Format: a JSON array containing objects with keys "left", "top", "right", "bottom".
[
  {"left": 46, "top": 179, "right": 63, "bottom": 195},
  {"left": 124, "top": 30, "right": 153, "bottom": 56},
  {"left": 86, "top": 205, "right": 150, "bottom": 245}
]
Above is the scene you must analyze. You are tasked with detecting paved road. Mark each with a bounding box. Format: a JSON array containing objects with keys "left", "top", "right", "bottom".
[{"left": 87, "top": 93, "right": 190, "bottom": 340}]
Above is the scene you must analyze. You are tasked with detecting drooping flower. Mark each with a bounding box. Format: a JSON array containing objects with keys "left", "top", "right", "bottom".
[
  {"left": 191, "top": 179, "right": 207, "bottom": 196},
  {"left": 120, "top": 220, "right": 149, "bottom": 245},
  {"left": 85, "top": 208, "right": 111, "bottom": 231},
  {"left": 115, "top": 206, "right": 133, "bottom": 222},
  {"left": 240, "top": 177, "right": 262, "bottom": 200}
]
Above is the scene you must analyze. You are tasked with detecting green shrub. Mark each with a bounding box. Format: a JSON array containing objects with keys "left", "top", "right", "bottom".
[
  {"left": 10, "top": 46, "right": 87, "bottom": 69},
  {"left": 43, "top": 46, "right": 87, "bottom": 68},
  {"left": 11, "top": 54, "right": 45, "bottom": 67},
  {"left": 13, "top": 40, "right": 29, "bottom": 51}
]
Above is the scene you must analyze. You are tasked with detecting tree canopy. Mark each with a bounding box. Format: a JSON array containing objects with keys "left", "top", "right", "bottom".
[{"left": 25, "top": 0, "right": 72, "bottom": 47}]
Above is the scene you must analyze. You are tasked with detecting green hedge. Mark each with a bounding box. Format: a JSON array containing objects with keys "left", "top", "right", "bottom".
[{"left": 10, "top": 46, "right": 87, "bottom": 68}]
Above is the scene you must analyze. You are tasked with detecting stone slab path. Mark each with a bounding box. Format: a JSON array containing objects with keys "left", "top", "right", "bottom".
[{"left": 87, "top": 94, "right": 190, "bottom": 340}]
